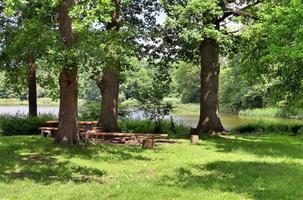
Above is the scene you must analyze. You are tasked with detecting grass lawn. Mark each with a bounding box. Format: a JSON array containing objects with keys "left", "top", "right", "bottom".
[{"left": 1, "top": 134, "right": 303, "bottom": 200}]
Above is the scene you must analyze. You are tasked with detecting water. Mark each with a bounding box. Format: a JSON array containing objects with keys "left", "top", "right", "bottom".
[
  {"left": 0, "top": 105, "right": 301, "bottom": 130},
  {"left": 0, "top": 105, "right": 59, "bottom": 115}
]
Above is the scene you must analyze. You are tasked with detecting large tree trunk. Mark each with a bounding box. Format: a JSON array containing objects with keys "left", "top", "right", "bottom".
[
  {"left": 96, "top": 69, "right": 119, "bottom": 132},
  {"left": 194, "top": 38, "right": 225, "bottom": 135},
  {"left": 27, "top": 54, "right": 37, "bottom": 117},
  {"left": 54, "top": 0, "right": 79, "bottom": 145}
]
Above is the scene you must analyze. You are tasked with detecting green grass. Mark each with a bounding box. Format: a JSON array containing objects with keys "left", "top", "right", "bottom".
[
  {"left": 1, "top": 134, "right": 303, "bottom": 199},
  {"left": 239, "top": 107, "right": 303, "bottom": 119}
]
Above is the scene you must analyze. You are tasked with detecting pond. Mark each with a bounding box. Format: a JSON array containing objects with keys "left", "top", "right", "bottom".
[{"left": 0, "top": 105, "right": 302, "bottom": 130}]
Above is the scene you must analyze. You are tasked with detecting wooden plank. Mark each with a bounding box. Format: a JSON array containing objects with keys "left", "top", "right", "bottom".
[
  {"left": 39, "top": 127, "right": 58, "bottom": 131},
  {"left": 45, "top": 121, "right": 97, "bottom": 126},
  {"left": 87, "top": 131, "right": 168, "bottom": 138}
]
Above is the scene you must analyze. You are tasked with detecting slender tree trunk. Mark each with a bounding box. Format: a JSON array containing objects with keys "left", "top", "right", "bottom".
[
  {"left": 97, "top": 69, "right": 119, "bottom": 132},
  {"left": 27, "top": 54, "right": 37, "bottom": 117},
  {"left": 54, "top": 0, "right": 79, "bottom": 145},
  {"left": 194, "top": 38, "right": 225, "bottom": 135}
]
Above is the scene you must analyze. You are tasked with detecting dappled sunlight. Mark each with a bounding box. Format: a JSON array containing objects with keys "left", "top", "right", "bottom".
[{"left": 158, "top": 161, "right": 303, "bottom": 199}]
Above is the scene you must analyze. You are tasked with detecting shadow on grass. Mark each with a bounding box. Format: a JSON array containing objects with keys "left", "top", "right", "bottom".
[
  {"left": 200, "top": 135, "right": 303, "bottom": 159},
  {"left": 0, "top": 136, "right": 151, "bottom": 184},
  {"left": 160, "top": 161, "right": 303, "bottom": 199}
]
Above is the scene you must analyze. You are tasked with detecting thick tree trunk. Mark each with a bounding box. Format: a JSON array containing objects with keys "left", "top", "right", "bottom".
[
  {"left": 54, "top": 0, "right": 79, "bottom": 145},
  {"left": 96, "top": 69, "right": 119, "bottom": 132},
  {"left": 194, "top": 38, "right": 226, "bottom": 135},
  {"left": 54, "top": 67, "right": 79, "bottom": 144},
  {"left": 27, "top": 54, "right": 37, "bottom": 117}
]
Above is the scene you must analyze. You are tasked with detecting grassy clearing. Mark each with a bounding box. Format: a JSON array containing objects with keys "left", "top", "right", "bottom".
[
  {"left": 1, "top": 134, "right": 303, "bottom": 199},
  {"left": 239, "top": 107, "right": 303, "bottom": 119}
]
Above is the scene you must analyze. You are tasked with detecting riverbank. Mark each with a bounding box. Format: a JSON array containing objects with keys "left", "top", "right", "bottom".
[
  {"left": 0, "top": 98, "right": 86, "bottom": 106},
  {"left": 1, "top": 134, "right": 303, "bottom": 199},
  {"left": 239, "top": 107, "right": 303, "bottom": 119},
  {"left": 0, "top": 98, "right": 59, "bottom": 106}
]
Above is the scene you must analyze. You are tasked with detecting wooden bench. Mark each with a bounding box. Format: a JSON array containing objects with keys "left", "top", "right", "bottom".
[
  {"left": 39, "top": 127, "right": 58, "bottom": 137},
  {"left": 39, "top": 127, "right": 87, "bottom": 138}
]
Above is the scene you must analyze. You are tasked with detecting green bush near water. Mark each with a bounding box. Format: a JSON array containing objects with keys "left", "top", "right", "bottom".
[
  {"left": 239, "top": 107, "right": 303, "bottom": 119},
  {"left": 0, "top": 114, "right": 54, "bottom": 136},
  {"left": 231, "top": 120, "right": 303, "bottom": 135}
]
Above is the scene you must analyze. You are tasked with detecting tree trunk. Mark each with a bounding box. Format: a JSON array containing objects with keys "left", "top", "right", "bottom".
[
  {"left": 194, "top": 38, "right": 226, "bottom": 135},
  {"left": 27, "top": 54, "right": 37, "bottom": 117},
  {"left": 95, "top": 0, "right": 121, "bottom": 132},
  {"left": 54, "top": 0, "right": 79, "bottom": 145},
  {"left": 96, "top": 69, "right": 119, "bottom": 132}
]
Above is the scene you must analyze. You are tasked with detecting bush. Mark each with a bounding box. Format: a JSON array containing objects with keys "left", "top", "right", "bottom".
[
  {"left": 238, "top": 107, "right": 303, "bottom": 119},
  {"left": 231, "top": 120, "right": 303, "bottom": 135},
  {"left": 119, "top": 119, "right": 190, "bottom": 138},
  {"left": 0, "top": 114, "right": 54, "bottom": 136},
  {"left": 79, "top": 101, "right": 131, "bottom": 121}
]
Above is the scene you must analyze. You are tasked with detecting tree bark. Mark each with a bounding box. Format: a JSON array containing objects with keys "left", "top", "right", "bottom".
[
  {"left": 97, "top": 69, "right": 119, "bottom": 132},
  {"left": 27, "top": 54, "right": 37, "bottom": 117},
  {"left": 194, "top": 38, "right": 226, "bottom": 135},
  {"left": 54, "top": 0, "right": 79, "bottom": 145}
]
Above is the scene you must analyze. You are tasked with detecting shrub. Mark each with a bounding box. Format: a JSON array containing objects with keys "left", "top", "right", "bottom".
[
  {"left": 231, "top": 120, "right": 303, "bottom": 135},
  {"left": 238, "top": 107, "right": 303, "bottom": 119},
  {"left": 119, "top": 119, "right": 190, "bottom": 138},
  {"left": 0, "top": 114, "right": 54, "bottom": 136},
  {"left": 79, "top": 101, "right": 131, "bottom": 121}
]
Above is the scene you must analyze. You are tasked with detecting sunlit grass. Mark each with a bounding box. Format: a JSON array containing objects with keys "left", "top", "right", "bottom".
[{"left": 1, "top": 134, "right": 303, "bottom": 199}]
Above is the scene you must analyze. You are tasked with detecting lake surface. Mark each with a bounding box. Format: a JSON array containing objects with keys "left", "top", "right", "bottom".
[{"left": 0, "top": 105, "right": 301, "bottom": 130}]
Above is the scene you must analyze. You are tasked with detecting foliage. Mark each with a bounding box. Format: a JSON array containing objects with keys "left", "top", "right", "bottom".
[
  {"left": 79, "top": 101, "right": 131, "bottom": 121},
  {"left": 237, "top": 0, "right": 303, "bottom": 108},
  {"left": 231, "top": 120, "right": 303, "bottom": 135},
  {"left": 0, "top": 114, "right": 54, "bottom": 136},
  {"left": 119, "top": 119, "right": 189, "bottom": 138},
  {"left": 172, "top": 62, "right": 200, "bottom": 103},
  {"left": 219, "top": 63, "right": 268, "bottom": 112},
  {"left": 238, "top": 107, "right": 303, "bottom": 119},
  {"left": 133, "top": 62, "right": 173, "bottom": 131}
]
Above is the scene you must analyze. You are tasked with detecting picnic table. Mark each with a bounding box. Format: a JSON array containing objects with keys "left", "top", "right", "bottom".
[{"left": 40, "top": 121, "right": 98, "bottom": 137}]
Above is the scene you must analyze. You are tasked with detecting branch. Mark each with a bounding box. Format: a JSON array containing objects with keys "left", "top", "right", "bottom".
[{"left": 218, "top": 0, "right": 263, "bottom": 22}]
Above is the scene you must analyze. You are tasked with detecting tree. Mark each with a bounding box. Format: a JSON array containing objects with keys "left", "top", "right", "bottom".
[
  {"left": 237, "top": 0, "right": 303, "bottom": 109},
  {"left": 54, "top": 0, "right": 80, "bottom": 144},
  {"left": 161, "top": 0, "right": 262, "bottom": 134},
  {"left": 172, "top": 62, "right": 200, "bottom": 103},
  {"left": 77, "top": 0, "right": 161, "bottom": 132},
  {"left": 0, "top": 1, "right": 57, "bottom": 117}
]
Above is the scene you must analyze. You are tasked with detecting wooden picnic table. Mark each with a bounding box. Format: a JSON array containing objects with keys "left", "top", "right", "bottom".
[
  {"left": 45, "top": 121, "right": 97, "bottom": 130},
  {"left": 45, "top": 121, "right": 98, "bottom": 126},
  {"left": 41, "top": 121, "right": 98, "bottom": 138}
]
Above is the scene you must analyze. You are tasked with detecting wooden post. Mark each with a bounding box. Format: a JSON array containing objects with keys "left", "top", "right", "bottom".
[
  {"left": 190, "top": 135, "right": 199, "bottom": 144},
  {"left": 142, "top": 137, "right": 154, "bottom": 149}
]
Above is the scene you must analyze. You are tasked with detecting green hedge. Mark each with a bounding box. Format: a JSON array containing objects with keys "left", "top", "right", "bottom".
[
  {"left": 231, "top": 120, "right": 303, "bottom": 135},
  {"left": 0, "top": 114, "right": 54, "bottom": 136}
]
